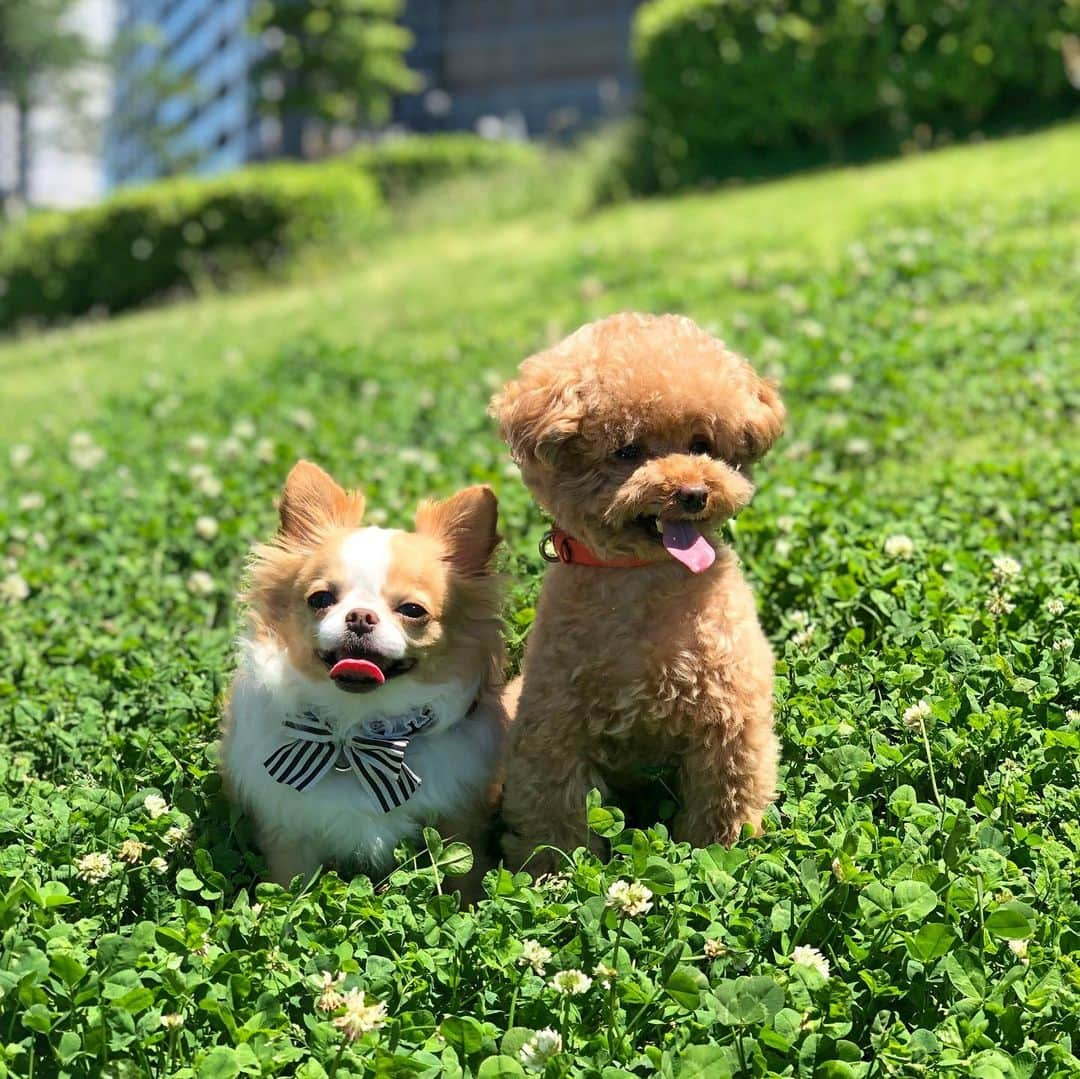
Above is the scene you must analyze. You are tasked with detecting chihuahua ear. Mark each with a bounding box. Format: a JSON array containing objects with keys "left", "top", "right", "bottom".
[
  {"left": 740, "top": 377, "right": 786, "bottom": 461},
  {"left": 277, "top": 460, "right": 365, "bottom": 544},
  {"left": 415, "top": 485, "right": 500, "bottom": 578}
]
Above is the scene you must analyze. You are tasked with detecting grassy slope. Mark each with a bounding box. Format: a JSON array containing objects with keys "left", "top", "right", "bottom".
[{"left": 0, "top": 126, "right": 1078, "bottom": 1077}]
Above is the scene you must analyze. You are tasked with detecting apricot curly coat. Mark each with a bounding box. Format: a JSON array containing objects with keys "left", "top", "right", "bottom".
[{"left": 491, "top": 312, "right": 785, "bottom": 871}]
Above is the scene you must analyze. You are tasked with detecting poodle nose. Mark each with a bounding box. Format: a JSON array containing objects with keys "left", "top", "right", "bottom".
[
  {"left": 675, "top": 486, "right": 708, "bottom": 513},
  {"left": 345, "top": 608, "right": 380, "bottom": 634}
]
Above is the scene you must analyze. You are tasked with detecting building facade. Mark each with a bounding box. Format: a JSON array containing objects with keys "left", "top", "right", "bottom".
[
  {"left": 395, "top": 0, "right": 645, "bottom": 137},
  {"left": 107, "top": 0, "right": 260, "bottom": 188},
  {"left": 105, "top": 0, "right": 645, "bottom": 190}
]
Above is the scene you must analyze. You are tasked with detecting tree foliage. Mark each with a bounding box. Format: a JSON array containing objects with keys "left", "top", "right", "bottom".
[{"left": 250, "top": 0, "right": 419, "bottom": 155}]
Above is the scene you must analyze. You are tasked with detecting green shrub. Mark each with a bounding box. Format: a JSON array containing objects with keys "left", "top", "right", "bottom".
[
  {"left": 348, "top": 134, "right": 536, "bottom": 200},
  {"left": 630, "top": 0, "right": 1080, "bottom": 191},
  {"left": 0, "top": 162, "right": 384, "bottom": 331}
]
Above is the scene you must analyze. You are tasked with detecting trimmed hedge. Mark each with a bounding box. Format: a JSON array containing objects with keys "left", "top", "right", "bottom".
[
  {"left": 348, "top": 134, "right": 536, "bottom": 200},
  {"left": 0, "top": 162, "right": 384, "bottom": 331},
  {"left": 630, "top": 0, "right": 1080, "bottom": 191}
]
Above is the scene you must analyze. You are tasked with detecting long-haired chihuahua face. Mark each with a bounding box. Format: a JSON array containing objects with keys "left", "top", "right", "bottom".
[
  {"left": 246, "top": 460, "right": 502, "bottom": 695},
  {"left": 222, "top": 461, "right": 507, "bottom": 886},
  {"left": 491, "top": 312, "right": 785, "bottom": 568}
]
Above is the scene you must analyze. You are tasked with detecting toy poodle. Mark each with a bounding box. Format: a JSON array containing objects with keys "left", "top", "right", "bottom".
[{"left": 490, "top": 312, "right": 785, "bottom": 869}]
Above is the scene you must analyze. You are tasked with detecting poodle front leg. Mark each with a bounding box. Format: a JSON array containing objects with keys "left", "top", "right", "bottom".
[
  {"left": 671, "top": 710, "right": 778, "bottom": 848},
  {"left": 500, "top": 726, "right": 607, "bottom": 876}
]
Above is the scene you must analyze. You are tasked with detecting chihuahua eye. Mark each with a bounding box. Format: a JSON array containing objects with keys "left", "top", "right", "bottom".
[
  {"left": 307, "top": 590, "right": 336, "bottom": 610},
  {"left": 689, "top": 438, "right": 713, "bottom": 456},
  {"left": 396, "top": 602, "right": 429, "bottom": 620},
  {"left": 614, "top": 444, "right": 642, "bottom": 462}
]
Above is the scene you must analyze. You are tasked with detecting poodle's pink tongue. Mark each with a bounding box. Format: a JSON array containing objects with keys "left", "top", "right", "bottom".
[
  {"left": 329, "top": 658, "right": 385, "bottom": 684},
  {"left": 662, "top": 521, "right": 716, "bottom": 573}
]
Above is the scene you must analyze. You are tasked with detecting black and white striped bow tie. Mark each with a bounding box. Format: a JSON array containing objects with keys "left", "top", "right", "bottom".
[{"left": 264, "top": 711, "right": 425, "bottom": 813}]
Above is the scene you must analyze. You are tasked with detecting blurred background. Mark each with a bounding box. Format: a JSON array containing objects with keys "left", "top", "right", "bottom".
[
  {"left": 1, "top": 0, "right": 644, "bottom": 210},
  {"left": 0, "top": 0, "right": 1077, "bottom": 333}
]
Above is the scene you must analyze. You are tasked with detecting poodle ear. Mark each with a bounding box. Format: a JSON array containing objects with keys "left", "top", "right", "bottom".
[
  {"left": 415, "top": 485, "right": 500, "bottom": 577},
  {"left": 277, "top": 460, "right": 365, "bottom": 544},
  {"left": 489, "top": 365, "right": 583, "bottom": 466},
  {"left": 740, "top": 377, "right": 786, "bottom": 461}
]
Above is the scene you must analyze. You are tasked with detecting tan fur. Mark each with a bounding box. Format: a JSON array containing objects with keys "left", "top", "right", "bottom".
[
  {"left": 491, "top": 312, "right": 784, "bottom": 872},
  {"left": 224, "top": 462, "right": 510, "bottom": 893}
]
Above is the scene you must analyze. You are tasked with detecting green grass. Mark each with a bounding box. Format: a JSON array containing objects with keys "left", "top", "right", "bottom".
[{"left": 0, "top": 124, "right": 1078, "bottom": 1078}]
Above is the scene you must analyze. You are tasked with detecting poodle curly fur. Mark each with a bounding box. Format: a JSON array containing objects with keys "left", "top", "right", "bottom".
[{"left": 491, "top": 312, "right": 785, "bottom": 871}]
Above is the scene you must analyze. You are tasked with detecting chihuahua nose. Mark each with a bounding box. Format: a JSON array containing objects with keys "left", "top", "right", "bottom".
[
  {"left": 676, "top": 486, "right": 708, "bottom": 513},
  {"left": 345, "top": 608, "right": 380, "bottom": 634}
]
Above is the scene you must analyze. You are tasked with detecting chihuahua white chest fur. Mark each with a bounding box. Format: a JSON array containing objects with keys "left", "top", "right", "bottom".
[{"left": 223, "top": 637, "right": 501, "bottom": 876}]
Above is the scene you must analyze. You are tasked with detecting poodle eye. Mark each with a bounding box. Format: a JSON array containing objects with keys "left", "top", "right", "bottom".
[
  {"left": 307, "top": 590, "right": 336, "bottom": 610},
  {"left": 689, "top": 438, "right": 713, "bottom": 456},
  {"left": 396, "top": 602, "right": 429, "bottom": 620},
  {"left": 614, "top": 444, "right": 642, "bottom": 462}
]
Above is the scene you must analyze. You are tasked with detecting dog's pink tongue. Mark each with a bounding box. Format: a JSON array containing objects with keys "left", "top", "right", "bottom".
[
  {"left": 329, "top": 658, "right": 385, "bottom": 684},
  {"left": 662, "top": 521, "right": 716, "bottom": 573}
]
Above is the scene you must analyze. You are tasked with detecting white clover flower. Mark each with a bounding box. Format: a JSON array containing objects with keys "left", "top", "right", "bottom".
[
  {"left": 361, "top": 380, "right": 380, "bottom": 400},
  {"left": 986, "top": 591, "right": 1016, "bottom": 617},
  {"left": 332, "top": 989, "right": 387, "bottom": 1041},
  {"left": 164, "top": 825, "right": 190, "bottom": 849},
  {"left": 255, "top": 438, "right": 276, "bottom": 464},
  {"left": 902, "top": 699, "right": 932, "bottom": 729},
  {"left": 593, "top": 962, "right": 617, "bottom": 988},
  {"left": 18, "top": 492, "right": 45, "bottom": 511},
  {"left": 827, "top": 373, "right": 854, "bottom": 394},
  {"left": 759, "top": 337, "right": 784, "bottom": 361},
  {"left": 605, "top": 879, "right": 653, "bottom": 918},
  {"left": 1069, "top": 710, "right": 1080, "bottom": 722},
  {"left": 1045, "top": 598, "right": 1065, "bottom": 616},
  {"left": 70, "top": 443, "right": 105, "bottom": 471},
  {"left": 884, "top": 534, "right": 915, "bottom": 559},
  {"left": 518, "top": 939, "right": 552, "bottom": 975},
  {"left": 1, "top": 573, "right": 30, "bottom": 604},
  {"left": 352, "top": 436, "right": 371, "bottom": 455},
  {"left": 70, "top": 430, "right": 94, "bottom": 449},
  {"left": 160, "top": 1013, "right": 184, "bottom": 1030},
  {"left": 143, "top": 794, "right": 170, "bottom": 819},
  {"left": 195, "top": 516, "right": 219, "bottom": 541},
  {"left": 1053, "top": 639, "right": 1073, "bottom": 653},
  {"left": 232, "top": 418, "right": 257, "bottom": 440},
  {"left": 149, "top": 857, "right": 168, "bottom": 875},
  {"left": 520, "top": 1028, "right": 562, "bottom": 1072},
  {"left": 845, "top": 437, "right": 871, "bottom": 457},
  {"left": 992, "top": 556, "right": 1022, "bottom": 582},
  {"left": 703, "top": 938, "right": 727, "bottom": 959},
  {"left": 799, "top": 319, "right": 825, "bottom": 340},
  {"left": 550, "top": 969, "right": 592, "bottom": 995},
  {"left": 366, "top": 508, "right": 389, "bottom": 526},
  {"left": 775, "top": 538, "right": 793, "bottom": 559},
  {"left": 217, "top": 436, "right": 243, "bottom": 460},
  {"left": 117, "top": 839, "right": 146, "bottom": 864},
  {"left": 776, "top": 516, "right": 796, "bottom": 534},
  {"left": 1008, "top": 939, "right": 1029, "bottom": 963},
  {"left": 291, "top": 408, "right": 315, "bottom": 432},
  {"left": 185, "top": 434, "right": 210, "bottom": 455},
  {"left": 791, "top": 945, "right": 830, "bottom": 980},
  {"left": 314, "top": 970, "right": 347, "bottom": 1012},
  {"left": 398, "top": 447, "right": 425, "bottom": 465},
  {"left": 186, "top": 571, "right": 215, "bottom": 597},
  {"left": 196, "top": 472, "right": 222, "bottom": 498},
  {"left": 10, "top": 444, "right": 33, "bottom": 469},
  {"left": 75, "top": 852, "right": 112, "bottom": 884}
]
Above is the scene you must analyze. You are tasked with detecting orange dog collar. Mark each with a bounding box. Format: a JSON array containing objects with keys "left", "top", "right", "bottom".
[{"left": 539, "top": 528, "right": 663, "bottom": 569}]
